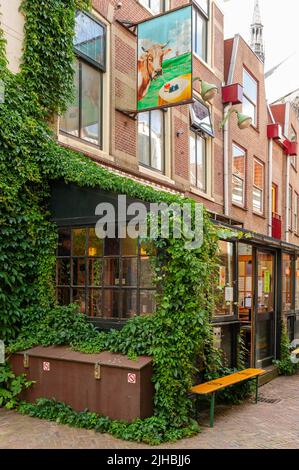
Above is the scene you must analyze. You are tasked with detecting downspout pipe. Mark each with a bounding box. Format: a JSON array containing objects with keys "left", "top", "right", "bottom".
[
  {"left": 268, "top": 138, "right": 273, "bottom": 237},
  {"left": 285, "top": 154, "right": 290, "bottom": 243},
  {"left": 223, "top": 103, "right": 231, "bottom": 217}
]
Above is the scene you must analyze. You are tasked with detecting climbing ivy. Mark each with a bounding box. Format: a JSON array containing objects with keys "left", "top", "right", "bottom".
[{"left": 0, "top": 0, "right": 250, "bottom": 443}]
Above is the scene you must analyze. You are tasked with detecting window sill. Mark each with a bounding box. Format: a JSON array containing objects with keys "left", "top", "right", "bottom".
[
  {"left": 232, "top": 203, "right": 248, "bottom": 211},
  {"left": 58, "top": 133, "right": 114, "bottom": 163},
  {"left": 138, "top": 165, "right": 175, "bottom": 185},
  {"left": 253, "top": 211, "right": 266, "bottom": 219},
  {"left": 192, "top": 52, "right": 213, "bottom": 73},
  {"left": 190, "top": 186, "right": 215, "bottom": 202}
]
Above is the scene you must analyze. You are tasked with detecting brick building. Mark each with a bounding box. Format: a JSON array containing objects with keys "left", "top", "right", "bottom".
[{"left": 1, "top": 0, "right": 299, "bottom": 371}]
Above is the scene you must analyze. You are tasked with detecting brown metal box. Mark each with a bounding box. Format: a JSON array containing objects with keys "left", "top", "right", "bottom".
[{"left": 10, "top": 346, "right": 154, "bottom": 422}]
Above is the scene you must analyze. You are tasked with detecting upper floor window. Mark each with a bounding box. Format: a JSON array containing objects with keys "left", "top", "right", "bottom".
[
  {"left": 289, "top": 185, "right": 293, "bottom": 230},
  {"left": 56, "top": 227, "right": 156, "bottom": 319},
  {"left": 243, "top": 69, "right": 258, "bottom": 127},
  {"left": 290, "top": 126, "right": 297, "bottom": 168},
  {"left": 253, "top": 159, "right": 264, "bottom": 214},
  {"left": 60, "top": 12, "right": 106, "bottom": 147},
  {"left": 138, "top": 110, "right": 165, "bottom": 173},
  {"left": 232, "top": 143, "right": 246, "bottom": 206},
  {"left": 139, "top": 0, "right": 165, "bottom": 14},
  {"left": 189, "top": 132, "right": 207, "bottom": 192},
  {"left": 294, "top": 193, "right": 299, "bottom": 234},
  {"left": 192, "top": 3, "right": 209, "bottom": 62}
]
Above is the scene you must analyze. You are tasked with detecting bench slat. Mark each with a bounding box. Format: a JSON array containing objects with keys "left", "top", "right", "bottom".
[{"left": 191, "top": 368, "right": 265, "bottom": 395}]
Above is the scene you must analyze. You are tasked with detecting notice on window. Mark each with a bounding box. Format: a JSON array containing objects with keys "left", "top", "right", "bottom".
[
  {"left": 264, "top": 271, "right": 271, "bottom": 294},
  {"left": 258, "top": 280, "right": 263, "bottom": 297},
  {"left": 225, "top": 287, "right": 234, "bottom": 302}
]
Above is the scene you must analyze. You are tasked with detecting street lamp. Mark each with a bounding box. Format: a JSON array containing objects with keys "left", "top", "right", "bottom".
[
  {"left": 193, "top": 76, "right": 218, "bottom": 104},
  {"left": 220, "top": 108, "right": 252, "bottom": 130}
]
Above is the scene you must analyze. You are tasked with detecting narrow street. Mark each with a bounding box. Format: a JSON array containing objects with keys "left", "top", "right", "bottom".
[{"left": 1, "top": 374, "right": 298, "bottom": 449}]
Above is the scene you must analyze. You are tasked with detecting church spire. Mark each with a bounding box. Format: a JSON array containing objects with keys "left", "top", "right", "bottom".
[{"left": 250, "top": 0, "right": 265, "bottom": 62}]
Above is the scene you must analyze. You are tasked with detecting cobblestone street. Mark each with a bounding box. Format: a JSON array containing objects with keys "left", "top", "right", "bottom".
[{"left": 1, "top": 374, "right": 299, "bottom": 449}]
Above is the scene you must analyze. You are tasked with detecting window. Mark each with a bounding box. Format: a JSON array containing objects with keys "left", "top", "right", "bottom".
[
  {"left": 253, "top": 159, "right": 264, "bottom": 214},
  {"left": 56, "top": 227, "right": 156, "bottom": 319},
  {"left": 190, "top": 132, "right": 207, "bottom": 191},
  {"left": 138, "top": 110, "right": 165, "bottom": 172},
  {"left": 232, "top": 144, "right": 246, "bottom": 206},
  {"left": 289, "top": 185, "right": 293, "bottom": 230},
  {"left": 282, "top": 254, "right": 294, "bottom": 314},
  {"left": 193, "top": 4, "right": 208, "bottom": 61},
  {"left": 139, "top": 0, "right": 165, "bottom": 14},
  {"left": 296, "top": 257, "right": 299, "bottom": 311},
  {"left": 290, "top": 126, "right": 297, "bottom": 168},
  {"left": 60, "top": 12, "right": 106, "bottom": 147},
  {"left": 272, "top": 183, "right": 278, "bottom": 214},
  {"left": 295, "top": 193, "right": 299, "bottom": 234},
  {"left": 214, "top": 241, "right": 235, "bottom": 317},
  {"left": 243, "top": 69, "right": 258, "bottom": 127}
]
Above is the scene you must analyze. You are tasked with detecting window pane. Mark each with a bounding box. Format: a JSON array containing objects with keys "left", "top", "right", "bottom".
[
  {"left": 243, "top": 96, "right": 256, "bottom": 126},
  {"left": 122, "top": 258, "right": 138, "bottom": 286},
  {"left": 102, "top": 289, "right": 120, "bottom": 318},
  {"left": 194, "top": 0, "right": 209, "bottom": 14},
  {"left": 254, "top": 161, "right": 263, "bottom": 188},
  {"left": 103, "top": 258, "right": 120, "bottom": 286},
  {"left": 253, "top": 187, "right": 263, "bottom": 213},
  {"left": 243, "top": 69, "right": 257, "bottom": 104},
  {"left": 72, "top": 228, "right": 87, "bottom": 256},
  {"left": 88, "top": 228, "right": 103, "bottom": 257},
  {"left": 60, "top": 61, "right": 80, "bottom": 137},
  {"left": 138, "top": 112, "right": 150, "bottom": 166},
  {"left": 233, "top": 144, "right": 245, "bottom": 177},
  {"left": 150, "top": 0, "right": 162, "bottom": 14},
  {"left": 140, "top": 290, "right": 156, "bottom": 315},
  {"left": 88, "top": 258, "right": 103, "bottom": 286},
  {"left": 104, "top": 238, "right": 120, "bottom": 256},
  {"left": 57, "top": 288, "right": 70, "bottom": 306},
  {"left": 88, "top": 288, "right": 102, "bottom": 317},
  {"left": 81, "top": 62, "right": 101, "bottom": 145},
  {"left": 232, "top": 176, "right": 244, "bottom": 205},
  {"left": 72, "top": 258, "right": 86, "bottom": 286},
  {"left": 140, "top": 257, "right": 155, "bottom": 288},
  {"left": 214, "top": 241, "right": 234, "bottom": 316},
  {"left": 196, "top": 135, "right": 206, "bottom": 191},
  {"left": 121, "top": 237, "right": 138, "bottom": 256},
  {"left": 282, "top": 254, "right": 293, "bottom": 313},
  {"left": 73, "top": 288, "right": 86, "bottom": 314},
  {"left": 122, "top": 290, "right": 137, "bottom": 318},
  {"left": 150, "top": 110, "right": 163, "bottom": 171},
  {"left": 193, "top": 10, "right": 207, "bottom": 61},
  {"left": 189, "top": 133, "right": 196, "bottom": 187},
  {"left": 58, "top": 228, "right": 71, "bottom": 256},
  {"left": 74, "top": 12, "right": 105, "bottom": 67},
  {"left": 57, "top": 259, "right": 71, "bottom": 286},
  {"left": 296, "top": 258, "right": 299, "bottom": 310}
]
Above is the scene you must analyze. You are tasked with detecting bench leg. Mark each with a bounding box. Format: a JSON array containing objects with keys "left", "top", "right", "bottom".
[
  {"left": 255, "top": 376, "right": 259, "bottom": 404},
  {"left": 210, "top": 393, "right": 215, "bottom": 428}
]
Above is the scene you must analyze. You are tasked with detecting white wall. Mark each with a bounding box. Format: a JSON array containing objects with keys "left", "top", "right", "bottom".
[{"left": 0, "top": 0, "right": 24, "bottom": 73}]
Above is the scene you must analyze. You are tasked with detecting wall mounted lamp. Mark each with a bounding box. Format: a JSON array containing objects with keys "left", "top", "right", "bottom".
[
  {"left": 220, "top": 108, "right": 252, "bottom": 130},
  {"left": 193, "top": 76, "right": 218, "bottom": 104}
]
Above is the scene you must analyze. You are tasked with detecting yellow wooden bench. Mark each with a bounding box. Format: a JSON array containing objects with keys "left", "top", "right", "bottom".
[{"left": 190, "top": 368, "right": 265, "bottom": 428}]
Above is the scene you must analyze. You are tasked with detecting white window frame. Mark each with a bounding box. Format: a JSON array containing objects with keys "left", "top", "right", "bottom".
[
  {"left": 243, "top": 68, "right": 258, "bottom": 127},
  {"left": 232, "top": 143, "right": 246, "bottom": 207},
  {"left": 253, "top": 158, "right": 264, "bottom": 215}
]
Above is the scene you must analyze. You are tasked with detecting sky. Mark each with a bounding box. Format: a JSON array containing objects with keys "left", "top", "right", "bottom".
[{"left": 218, "top": 0, "right": 299, "bottom": 103}]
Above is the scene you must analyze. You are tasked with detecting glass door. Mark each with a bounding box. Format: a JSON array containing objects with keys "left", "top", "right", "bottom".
[{"left": 255, "top": 250, "right": 276, "bottom": 368}]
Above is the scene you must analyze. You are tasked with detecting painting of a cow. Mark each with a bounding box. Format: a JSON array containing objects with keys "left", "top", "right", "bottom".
[{"left": 138, "top": 43, "right": 171, "bottom": 102}]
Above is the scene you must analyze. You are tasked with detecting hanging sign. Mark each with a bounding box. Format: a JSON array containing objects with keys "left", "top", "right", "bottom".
[{"left": 137, "top": 5, "right": 193, "bottom": 111}]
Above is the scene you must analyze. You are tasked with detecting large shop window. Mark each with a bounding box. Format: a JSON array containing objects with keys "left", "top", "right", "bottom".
[
  {"left": 192, "top": 2, "right": 209, "bottom": 62},
  {"left": 232, "top": 143, "right": 246, "bottom": 206},
  {"left": 189, "top": 132, "right": 207, "bottom": 192},
  {"left": 138, "top": 110, "right": 165, "bottom": 173},
  {"left": 282, "top": 253, "right": 294, "bottom": 314},
  {"left": 253, "top": 159, "right": 264, "bottom": 214},
  {"left": 56, "top": 227, "right": 156, "bottom": 319},
  {"left": 243, "top": 69, "right": 258, "bottom": 127},
  {"left": 139, "top": 0, "right": 165, "bottom": 14},
  {"left": 60, "top": 12, "right": 106, "bottom": 147},
  {"left": 296, "top": 257, "right": 299, "bottom": 311},
  {"left": 214, "top": 241, "right": 234, "bottom": 317}
]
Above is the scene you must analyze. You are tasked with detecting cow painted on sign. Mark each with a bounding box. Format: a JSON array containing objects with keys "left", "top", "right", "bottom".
[{"left": 137, "top": 43, "right": 171, "bottom": 102}]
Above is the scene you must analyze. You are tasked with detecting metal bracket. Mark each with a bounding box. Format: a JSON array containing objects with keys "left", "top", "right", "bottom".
[
  {"left": 116, "top": 19, "right": 137, "bottom": 34},
  {"left": 115, "top": 108, "right": 138, "bottom": 120},
  {"left": 94, "top": 362, "right": 101, "bottom": 380},
  {"left": 23, "top": 353, "right": 29, "bottom": 368}
]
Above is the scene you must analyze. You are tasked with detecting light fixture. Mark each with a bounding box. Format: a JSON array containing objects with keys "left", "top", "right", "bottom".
[
  {"left": 220, "top": 108, "right": 252, "bottom": 130},
  {"left": 193, "top": 76, "right": 218, "bottom": 104}
]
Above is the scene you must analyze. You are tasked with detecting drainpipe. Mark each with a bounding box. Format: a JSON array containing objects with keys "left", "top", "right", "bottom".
[
  {"left": 268, "top": 138, "right": 273, "bottom": 237},
  {"left": 285, "top": 154, "right": 290, "bottom": 243},
  {"left": 223, "top": 103, "right": 231, "bottom": 217}
]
